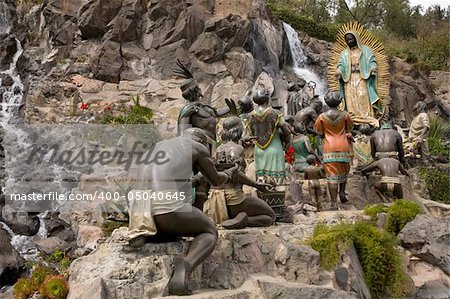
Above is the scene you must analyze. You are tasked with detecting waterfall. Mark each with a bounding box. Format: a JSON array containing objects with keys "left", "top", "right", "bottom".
[
  {"left": 283, "top": 22, "right": 327, "bottom": 98},
  {"left": 0, "top": 39, "right": 48, "bottom": 260},
  {"left": 0, "top": 1, "right": 12, "bottom": 35}
]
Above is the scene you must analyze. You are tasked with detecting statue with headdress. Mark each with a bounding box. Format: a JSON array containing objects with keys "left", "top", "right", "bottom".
[
  {"left": 174, "top": 59, "right": 237, "bottom": 152},
  {"left": 328, "top": 22, "right": 390, "bottom": 128}
]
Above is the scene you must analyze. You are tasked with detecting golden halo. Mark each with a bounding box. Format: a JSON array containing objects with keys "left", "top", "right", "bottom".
[{"left": 327, "top": 22, "right": 390, "bottom": 105}]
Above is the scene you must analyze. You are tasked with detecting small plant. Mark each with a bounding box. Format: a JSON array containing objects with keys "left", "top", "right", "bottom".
[
  {"left": 45, "top": 250, "right": 65, "bottom": 264},
  {"left": 59, "top": 257, "right": 72, "bottom": 272},
  {"left": 385, "top": 200, "right": 422, "bottom": 235},
  {"left": 364, "top": 204, "right": 387, "bottom": 221},
  {"left": 13, "top": 278, "right": 34, "bottom": 299},
  {"left": 98, "top": 94, "right": 154, "bottom": 125},
  {"left": 39, "top": 275, "right": 69, "bottom": 299},
  {"left": 30, "top": 266, "right": 56, "bottom": 290},
  {"left": 307, "top": 221, "right": 409, "bottom": 298},
  {"left": 101, "top": 220, "right": 128, "bottom": 236},
  {"left": 419, "top": 166, "right": 450, "bottom": 204},
  {"left": 429, "top": 114, "right": 450, "bottom": 140}
]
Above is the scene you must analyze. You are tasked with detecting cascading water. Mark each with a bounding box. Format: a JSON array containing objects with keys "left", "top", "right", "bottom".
[
  {"left": 1, "top": 38, "right": 48, "bottom": 260},
  {"left": 0, "top": 1, "right": 12, "bottom": 35},
  {"left": 283, "top": 22, "right": 327, "bottom": 98}
]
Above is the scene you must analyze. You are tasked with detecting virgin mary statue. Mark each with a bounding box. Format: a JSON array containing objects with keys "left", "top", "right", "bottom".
[{"left": 328, "top": 22, "right": 389, "bottom": 128}]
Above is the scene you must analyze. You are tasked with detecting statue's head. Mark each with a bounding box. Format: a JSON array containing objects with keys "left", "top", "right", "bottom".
[
  {"left": 306, "top": 154, "right": 317, "bottom": 165},
  {"left": 238, "top": 95, "right": 254, "bottom": 114},
  {"left": 344, "top": 33, "right": 357, "bottom": 48},
  {"left": 182, "top": 128, "right": 208, "bottom": 146},
  {"left": 359, "top": 124, "right": 372, "bottom": 135},
  {"left": 252, "top": 88, "right": 270, "bottom": 106},
  {"left": 380, "top": 120, "right": 393, "bottom": 130},
  {"left": 221, "top": 116, "right": 243, "bottom": 142},
  {"left": 294, "top": 123, "right": 306, "bottom": 134},
  {"left": 324, "top": 91, "right": 341, "bottom": 108},
  {"left": 413, "top": 101, "right": 427, "bottom": 113},
  {"left": 181, "top": 79, "right": 202, "bottom": 102}
]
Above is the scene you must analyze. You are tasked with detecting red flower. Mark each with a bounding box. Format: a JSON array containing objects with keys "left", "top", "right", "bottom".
[
  {"left": 105, "top": 106, "right": 112, "bottom": 110},
  {"left": 80, "top": 102, "right": 89, "bottom": 110},
  {"left": 285, "top": 146, "right": 295, "bottom": 165}
]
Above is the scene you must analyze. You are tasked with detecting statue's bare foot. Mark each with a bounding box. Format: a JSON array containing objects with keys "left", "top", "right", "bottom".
[
  {"left": 128, "top": 235, "right": 147, "bottom": 248},
  {"left": 221, "top": 212, "right": 248, "bottom": 229},
  {"left": 168, "top": 257, "right": 192, "bottom": 295}
]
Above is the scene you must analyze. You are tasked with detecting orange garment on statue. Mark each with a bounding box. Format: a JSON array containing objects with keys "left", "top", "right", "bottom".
[{"left": 314, "top": 112, "right": 354, "bottom": 183}]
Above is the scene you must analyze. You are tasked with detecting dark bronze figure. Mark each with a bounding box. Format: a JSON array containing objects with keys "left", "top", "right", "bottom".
[
  {"left": 206, "top": 116, "right": 275, "bottom": 229},
  {"left": 361, "top": 157, "right": 409, "bottom": 199},
  {"left": 130, "top": 128, "right": 238, "bottom": 295},
  {"left": 370, "top": 120, "right": 405, "bottom": 164}
]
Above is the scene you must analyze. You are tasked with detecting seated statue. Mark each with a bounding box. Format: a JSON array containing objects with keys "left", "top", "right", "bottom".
[
  {"left": 128, "top": 128, "right": 238, "bottom": 295},
  {"left": 303, "top": 155, "right": 325, "bottom": 211},
  {"left": 361, "top": 157, "right": 409, "bottom": 200},
  {"left": 353, "top": 124, "right": 373, "bottom": 168},
  {"left": 205, "top": 116, "right": 275, "bottom": 229},
  {"left": 370, "top": 120, "right": 405, "bottom": 164},
  {"left": 292, "top": 123, "right": 320, "bottom": 173}
]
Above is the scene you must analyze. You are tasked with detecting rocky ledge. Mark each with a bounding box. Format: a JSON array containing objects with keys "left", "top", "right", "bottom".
[{"left": 68, "top": 226, "right": 356, "bottom": 299}]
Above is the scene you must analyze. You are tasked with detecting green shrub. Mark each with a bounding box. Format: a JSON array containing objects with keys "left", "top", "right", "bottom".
[
  {"left": 428, "top": 137, "right": 450, "bottom": 157},
  {"left": 307, "top": 222, "right": 409, "bottom": 298},
  {"left": 364, "top": 204, "right": 387, "bottom": 221},
  {"left": 385, "top": 200, "right": 422, "bottom": 235},
  {"left": 419, "top": 166, "right": 450, "bottom": 204},
  {"left": 267, "top": 5, "right": 338, "bottom": 42},
  {"left": 429, "top": 114, "right": 450, "bottom": 140},
  {"left": 13, "top": 278, "right": 34, "bottom": 299},
  {"left": 98, "top": 95, "right": 154, "bottom": 125},
  {"left": 39, "top": 275, "right": 69, "bottom": 299}
]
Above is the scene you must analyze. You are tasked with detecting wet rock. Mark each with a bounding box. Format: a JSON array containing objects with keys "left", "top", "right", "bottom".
[
  {"left": 1, "top": 207, "right": 40, "bottom": 236},
  {"left": 399, "top": 215, "right": 450, "bottom": 275},
  {"left": 0, "top": 228, "right": 23, "bottom": 287}
]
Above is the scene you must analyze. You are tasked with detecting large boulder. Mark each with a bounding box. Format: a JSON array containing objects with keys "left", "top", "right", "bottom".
[
  {"left": 68, "top": 227, "right": 321, "bottom": 298},
  {"left": 77, "top": 0, "right": 123, "bottom": 39},
  {"left": 91, "top": 40, "right": 123, "bottom": 83},
  {"left": 189, "top": 32, "right": 225, "bottom": 63},
  {"left": 398, "top": 215, "right": 450, "bottom": 275}
]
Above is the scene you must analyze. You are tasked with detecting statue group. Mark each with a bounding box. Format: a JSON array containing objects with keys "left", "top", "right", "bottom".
[{"left": 126, "top": 22, "right": 431, "bottom": 295}]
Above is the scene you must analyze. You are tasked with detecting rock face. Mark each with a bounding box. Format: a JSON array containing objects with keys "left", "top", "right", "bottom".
[
  {"left": 0, "top": 228, "right": 24, "bottom": 287},
  {"left": 399, "top": 215, "right": 450, "bottom": 275},
  {"left": 68, "top": 227, "right": 321, "bottom": 298}
]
